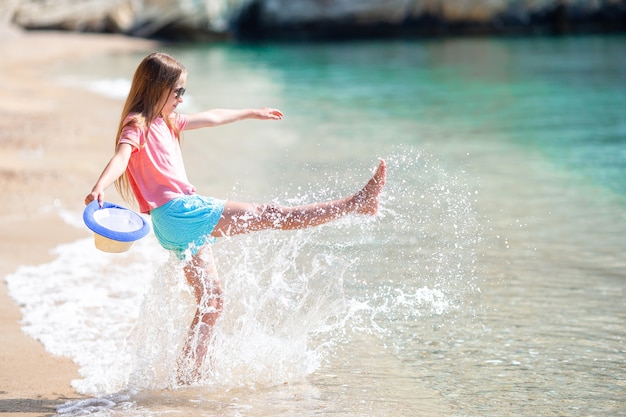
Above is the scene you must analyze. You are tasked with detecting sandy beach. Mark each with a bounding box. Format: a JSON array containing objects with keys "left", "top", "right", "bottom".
[{"left": 0, "top": 26, "right": 157, "bottom": 416}]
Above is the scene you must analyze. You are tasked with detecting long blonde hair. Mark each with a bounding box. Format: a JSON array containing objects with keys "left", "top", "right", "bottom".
[{"left": 114, "top": 52, "right": 186, "bottom": 207}]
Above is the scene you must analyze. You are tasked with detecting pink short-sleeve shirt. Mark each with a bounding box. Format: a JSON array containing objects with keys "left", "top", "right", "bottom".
[{"left": 119, "top": 114, "right": 195, "bottom": 213}]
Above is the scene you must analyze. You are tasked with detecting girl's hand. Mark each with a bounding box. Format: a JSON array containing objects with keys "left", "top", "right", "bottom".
[
  {"left": 255, "top": 108, "right": 283, "bottom": 120},
  {"left": 85, "top": 190, "right": 104, "bottom": 207}
]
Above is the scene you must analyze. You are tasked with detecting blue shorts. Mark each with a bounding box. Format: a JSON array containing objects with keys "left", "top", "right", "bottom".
[{"left": 150, "top": 195, "right": 226, "bottom": 257}]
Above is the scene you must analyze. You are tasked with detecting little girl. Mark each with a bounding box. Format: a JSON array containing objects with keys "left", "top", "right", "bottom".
[{"left": 84, "top": 52, "right": 386, "bottom": 381}]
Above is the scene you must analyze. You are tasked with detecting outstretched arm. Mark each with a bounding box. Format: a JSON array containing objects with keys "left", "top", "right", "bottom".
[
  {"left": 184, "top": 108, "right": 283, "bottom": 130},
  {"left": 84, "top": 143, "right": 133, "bottom": 206}
]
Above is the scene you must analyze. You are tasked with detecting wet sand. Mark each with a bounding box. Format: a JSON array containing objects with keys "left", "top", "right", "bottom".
[{"left": 0, "top": 26, "right": 157, "bottom": 416}]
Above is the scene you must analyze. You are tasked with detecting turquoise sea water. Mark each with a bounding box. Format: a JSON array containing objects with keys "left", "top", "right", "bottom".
[{"left": 8, "top": 35, "right": 625, "bottom": 416}]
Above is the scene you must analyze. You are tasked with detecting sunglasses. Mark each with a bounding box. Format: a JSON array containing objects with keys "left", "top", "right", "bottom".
[{"left": 174, "top": 87, "right": 186, "bottom": 99}]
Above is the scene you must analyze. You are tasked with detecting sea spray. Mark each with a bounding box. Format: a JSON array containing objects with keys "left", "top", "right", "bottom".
[
  {"left": 371, "top": 149, "right": 482, "bottom": 355},
  {"left": 299, "top": 149, "right": 482, "bottom": 349},
  {"left": 6, "top": 149, "right": 482, "bottom": 407},
  {"left": 125, "top": 227, "right": 354, "bottom": 390},
  {"left": 204, "top": 231, "right": 351, "bottom": 387},
  {"left": 125, "top": 254, "right": 196, "bottom": 391}
]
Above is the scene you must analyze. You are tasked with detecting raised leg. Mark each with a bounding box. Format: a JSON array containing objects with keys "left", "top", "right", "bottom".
[{"left": 211, "top": 159, "right": 386, "bottom": 237}]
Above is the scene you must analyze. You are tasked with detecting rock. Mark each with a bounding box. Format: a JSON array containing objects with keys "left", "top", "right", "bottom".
[
  {"left": 11, "top": 0, "right": 114, "bottom": 31},
  {"left": 3, "top": 0, "right": 625, "bottom": 40},
  {"left": 234, "top": 0, "right": 626, "bottom": 40},
  {"left": 107, "top": 0, "right": 135, "bottom": 33}
]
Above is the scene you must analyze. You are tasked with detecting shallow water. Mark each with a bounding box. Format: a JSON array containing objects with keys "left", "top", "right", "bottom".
[{"left": 6, "top": 35, "right": 626, "bottom": 416}]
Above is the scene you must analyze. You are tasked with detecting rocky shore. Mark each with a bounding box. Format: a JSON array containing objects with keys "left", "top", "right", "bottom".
[{"left": 3, "top": 0, "right": 625, "bottom": 41}]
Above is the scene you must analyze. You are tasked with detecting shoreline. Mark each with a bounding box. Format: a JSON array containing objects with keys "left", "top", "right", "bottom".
[{"left": 0, "top": 27, "right": 158, "bottom": 416}]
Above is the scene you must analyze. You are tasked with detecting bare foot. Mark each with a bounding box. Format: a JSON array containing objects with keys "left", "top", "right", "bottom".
[{"left": 354, "top": 159, "right": 386, "bottom": 215}]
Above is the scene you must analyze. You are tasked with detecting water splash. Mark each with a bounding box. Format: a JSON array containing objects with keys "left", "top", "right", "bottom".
[
  {"left": 126, "top": 255, "right": 196, "bottom": 390},
  {"left": 377, "top": 148, "right": 482, "bottom": 311},
  {"left": 121, "top": 148, "right": 482, "bottom": 391},
  {"left": 6, "top": 148, "right": 481, "bottom": 410}
]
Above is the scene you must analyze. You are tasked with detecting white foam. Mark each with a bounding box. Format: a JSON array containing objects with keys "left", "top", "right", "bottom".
[{"left": 6, "top": 235, "right": 166, "bottom": 395}]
